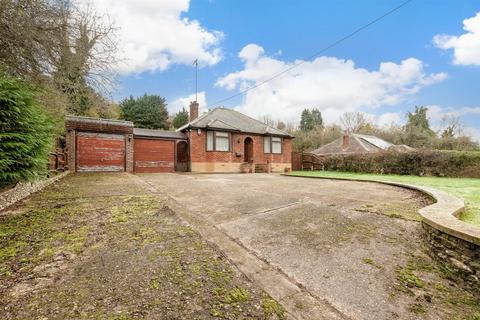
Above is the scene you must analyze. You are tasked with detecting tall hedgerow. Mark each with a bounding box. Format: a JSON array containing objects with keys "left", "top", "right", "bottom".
[{"left": 0, "top": 71, "right": 55, "bottom": 188}]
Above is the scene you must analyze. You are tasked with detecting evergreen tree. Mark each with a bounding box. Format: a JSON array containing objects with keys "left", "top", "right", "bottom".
[
  {"left": 403, "top": 106, "right": 436, "bottom": 148},
  {"left": 300, "top": 108, "right": 323, "bottom": 131},
  {"left": 120, "top": 94, "right": 169, "bottom": 129},
  {"left": 0, "top": 71, "right": 55, "bottom": 187},
  {"left": 300, "top": 109, "right": 313, "bottom": 131},
  {"left": 172, "top": 108, "right": 189, "bottom": 128},
  {"left": 311, "top": 108, "right": 323, "bottom": 128}
]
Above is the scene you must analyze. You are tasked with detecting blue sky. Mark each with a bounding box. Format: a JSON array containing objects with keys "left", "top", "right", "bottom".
[{"left": 89, "top": 0, "right": 480, "bottom": 140}]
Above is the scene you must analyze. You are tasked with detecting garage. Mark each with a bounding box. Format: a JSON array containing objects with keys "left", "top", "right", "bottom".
[
  {"left": 65, "top": 116, "right": 188, "bottom": 173},
  {"left": 66, "top": 116, "right": 134, "bottom": 173},
  {"left": 133, "top": 128, "right": 187, "bottom": 173},
  {"left": 76, "top": 132, "right": 125, "bottom": 172}
]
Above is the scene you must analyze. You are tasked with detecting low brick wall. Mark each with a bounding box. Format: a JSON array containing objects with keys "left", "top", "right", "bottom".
[
  {"left": 284, "top": 174, "right": 480, "bottom": 297},
  {"left": 0, "top": 172, "right": 69, "bottom": 212}
]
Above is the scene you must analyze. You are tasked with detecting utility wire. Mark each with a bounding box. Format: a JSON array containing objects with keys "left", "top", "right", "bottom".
[{"left": 208, "top": 0, "right": 413, "bottom": 109}]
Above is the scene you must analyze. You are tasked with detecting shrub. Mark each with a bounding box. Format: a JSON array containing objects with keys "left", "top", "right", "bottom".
[
  {"left": 0, "top": 72, "right": 55, "bottom": 188},
  {"left": 309, "top": 150, "right": 480, "bottom": 178}
]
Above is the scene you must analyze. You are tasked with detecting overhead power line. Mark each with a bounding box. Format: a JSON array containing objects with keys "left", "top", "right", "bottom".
[{"left": 208, "top": 0, "right": 413, "bottom": 109}]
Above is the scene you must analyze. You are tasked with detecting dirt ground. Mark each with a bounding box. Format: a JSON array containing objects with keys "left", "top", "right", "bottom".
[
  {"left": 140, "top": 173, "right": 480, "bottom": 320},
  {"left": 0, "top": 174, "right": 286, "bottom": 320}
]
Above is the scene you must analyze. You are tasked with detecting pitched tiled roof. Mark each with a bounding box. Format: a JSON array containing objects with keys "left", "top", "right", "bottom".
[
  {"left": 177, "top": 108, "right": 293, "bottom": 137},
  {"left": 311, "top": 134, "right": 401, "bottom": 156},
  {"left": 133, "top": 128, "right": 187, "bottom": 140}
]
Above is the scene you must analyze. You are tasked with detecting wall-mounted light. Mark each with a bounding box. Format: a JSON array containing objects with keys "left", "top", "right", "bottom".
[{"left": 197, "top": 129, "right": 201, "bottom": 135}]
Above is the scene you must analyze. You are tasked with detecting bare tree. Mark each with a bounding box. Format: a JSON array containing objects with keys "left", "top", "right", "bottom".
[
  {"left": 262, "top": 115, "right": 275, "bottom": 126},
  {"left": 0, "top": 0, "right": 119, "bottom": 115},
  {"left": 440, "top": 115, "right": 462, "bottom": 138},
  {"left": 0, "top": 0, "right": 64, "bottom": 79},
  {"left": 340, "top": 112, "right": 370, "bottom": 133},
  {"left": 54, "top": 3, "right": 119, "bottom": 92}
]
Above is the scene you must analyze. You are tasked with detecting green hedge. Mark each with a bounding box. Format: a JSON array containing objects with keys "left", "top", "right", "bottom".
[
  {"left": 313, "top": 150, "right": 480, "bottom": 178},
  {"left": 0, "top": 71, "right": 55, "bottom": 188}
]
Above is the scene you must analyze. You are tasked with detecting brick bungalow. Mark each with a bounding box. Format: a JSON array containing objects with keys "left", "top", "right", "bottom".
[
  {"left": 310, "top": 133, "right": 413, "bottom": 156},
  {"left": 65, "top": 102, "right": 293, "bottom": 173},
  {"left": 177, "top": 102, "right": 293, "bottom": 173}
]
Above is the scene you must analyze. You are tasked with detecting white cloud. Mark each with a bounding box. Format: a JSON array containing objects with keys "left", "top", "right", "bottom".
[
  {"left": 376, "top": 112, "right": 403, "bottom": 127},
  {"left": 169, "top": 91, "right": 208, "bottom": 114},
  {"left": 433, "top": 12, "right": 480, "bottom": 66},
  {"left": 426, "top": 105, "right": 480, "bottom": 142},
  {"left": 464, "top": 127, "right": 480, "bottom": 143},
  {"left": 426, "top": 105, "right": 480, "bottom": 121},
  {"left": 79, "top": 0, "right": 223, "bottom": 74},
  {"left": 216, "top": 44, "right": 447, "bottom": 123}
]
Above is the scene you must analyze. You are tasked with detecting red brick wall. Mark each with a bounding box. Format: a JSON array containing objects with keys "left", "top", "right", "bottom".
[
  {"left": 188, "top": 130, "right": 292, "bottom": 164},
  {"left": 134, "top": 138, "right": 175, "bottom": 173}
]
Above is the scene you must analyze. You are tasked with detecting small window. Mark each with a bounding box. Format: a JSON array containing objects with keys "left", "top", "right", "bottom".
[
  {"left": 264, "top": 136, "right": 271, "bottom": 153},
  {"left": 215, "top": 132, "right": 229, "bottom": 151},
  {"left": 207, "top": 131, "right": 214, "bottom": 151},
  {"left": 206, "top": 131, "right": 230, "bottom": 152},
  {"left": 272, "top": 137, "right": 282, "bottom": 154}
]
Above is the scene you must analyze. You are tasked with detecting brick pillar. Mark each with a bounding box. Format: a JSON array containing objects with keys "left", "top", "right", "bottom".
[
  {"left": 66, "top": 129, "right": 76, "bottom": 172},
  {"left": 125, "top": 134, "right": 134, "bottom": 173},
  {"left": 342, "top": 132, "right": 350, "bottom": 149}
]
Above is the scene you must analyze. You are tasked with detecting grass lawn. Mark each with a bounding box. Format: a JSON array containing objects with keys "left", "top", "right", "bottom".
[{"left": 289, "top": 171, "right": 480, "bottom": 227}]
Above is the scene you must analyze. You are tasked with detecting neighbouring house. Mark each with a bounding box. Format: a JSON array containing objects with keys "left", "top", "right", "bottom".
[
  {"left": 311, "top": 133, "right": 413, "bottom": 156},
  {"left": 65, "top": 101, "right": 293, "bottom": 173}
]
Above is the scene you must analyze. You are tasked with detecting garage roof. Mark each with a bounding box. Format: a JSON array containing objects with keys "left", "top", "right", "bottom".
[
  {"left": 65, "top": 115, "right": 134, "bottom": 134},
  {"left": 133, "top": 128, "right": 187, "bottom": 140}
]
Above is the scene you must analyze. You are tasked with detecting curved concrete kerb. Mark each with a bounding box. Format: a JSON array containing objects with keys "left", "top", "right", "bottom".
[
  {"left": 283, "top": 174, "right": 480, "bottom": 246},
  {"left": 284, "top": 173, "right": 480, "bottom": 296}
]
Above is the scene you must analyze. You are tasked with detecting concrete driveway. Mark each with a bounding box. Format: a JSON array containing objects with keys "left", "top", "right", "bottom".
[{"left": 139, "top": 173, "right": 479, "bottom": 320}]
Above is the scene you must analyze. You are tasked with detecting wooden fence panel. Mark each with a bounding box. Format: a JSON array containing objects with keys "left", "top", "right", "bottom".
[
  {"left": 291, "top": 152, "right": 302, "bottom": 170},
  {"left": 293, "top": 152, "right": 325, "bottom": 170}
]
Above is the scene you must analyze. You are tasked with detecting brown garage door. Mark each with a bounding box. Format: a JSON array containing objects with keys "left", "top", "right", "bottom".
[
  {"left": 76, "top": 132, "right": 125, "bottom": 172},
  {"left": 134, "top": 138, "right": 175, "bottom": 173}
]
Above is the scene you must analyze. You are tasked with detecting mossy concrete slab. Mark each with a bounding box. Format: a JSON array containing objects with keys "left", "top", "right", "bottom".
[{"left": 141, "top": 173, "right": 480, "bottom": 320}]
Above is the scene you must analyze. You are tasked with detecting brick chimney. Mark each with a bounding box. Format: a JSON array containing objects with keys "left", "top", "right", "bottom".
[
  {"left": 189, "top": 101, "right": 199, "bottom": 121},
  {"left": 342, "top": 132, "right": 350, "bottom": 149}
]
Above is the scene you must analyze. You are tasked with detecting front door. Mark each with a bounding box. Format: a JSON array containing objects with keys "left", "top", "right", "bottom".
[{"left": 244, "top": 137, "right": 253, "bottom": 163}]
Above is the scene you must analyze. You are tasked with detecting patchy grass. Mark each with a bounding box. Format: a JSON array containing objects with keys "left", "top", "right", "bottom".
[
  {"left": 262, "top": 297, "right": 286, "bottom": 318},
  {"left": 0, "top": 173, "right": 285, "bottom": 319},
  {"left": 397, "top": 263, "right": 426, "bottom": 289},
  {"left": 290, "top": 171, "right": 480, "bottom": 227},
  {"left": 393, "top": 255, "right": 480, "bottom": 319}
]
